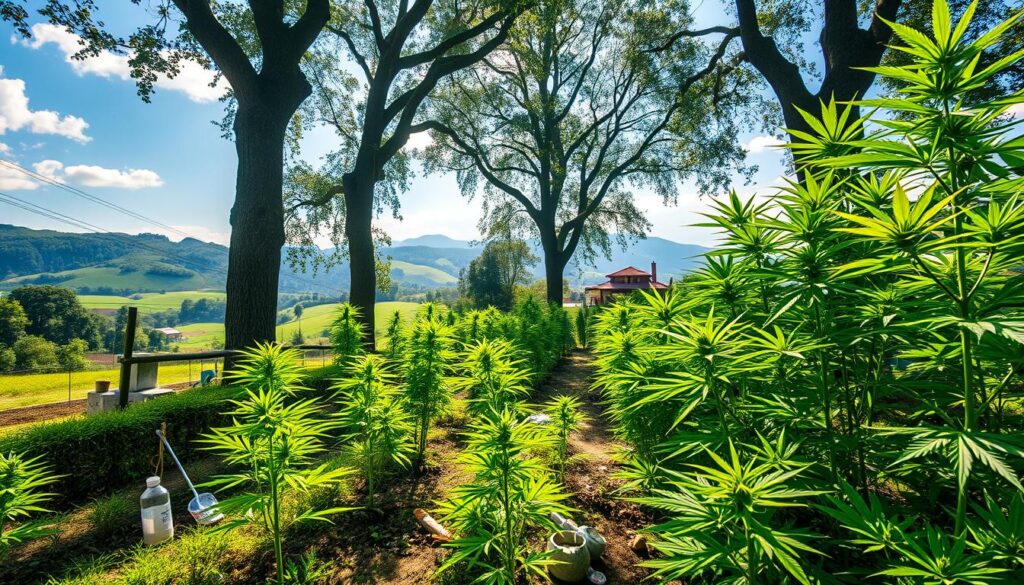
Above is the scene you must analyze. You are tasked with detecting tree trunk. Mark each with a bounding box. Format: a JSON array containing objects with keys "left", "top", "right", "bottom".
[
  {"left": 224, "top": 104, "right": 290, "bottom": 359},
  {"left": 540, "top": 234, "right": 564, "bottom": 306},
  {"left": 343, "top": 172, "right": 377, "bottom": 349}
]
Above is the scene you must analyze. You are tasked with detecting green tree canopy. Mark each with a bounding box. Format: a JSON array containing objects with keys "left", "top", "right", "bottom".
[
  {"left": 283, "top": 0, "right": 527, "bottom": 347},
  {"left": 8, "top": 286, "right": 100, "bottom": 348},
  {"left": 460, "top": 240, "right": 538, "bottom": 310},
  {"left": 0, "top": 297, "right": 28, "bottom": 347}
]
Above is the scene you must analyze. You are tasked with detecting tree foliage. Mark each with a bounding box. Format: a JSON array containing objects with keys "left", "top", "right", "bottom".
[
  {"left": 425, "top": 0, "right": 749, "bottom": 303},
  {"left": 460, "top": 240, "right": 538, "bottom": 310}
]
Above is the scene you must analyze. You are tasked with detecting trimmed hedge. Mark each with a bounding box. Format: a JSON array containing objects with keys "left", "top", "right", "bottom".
[{"left": 0, "top": 385, "right": 244, "bottom": 508}]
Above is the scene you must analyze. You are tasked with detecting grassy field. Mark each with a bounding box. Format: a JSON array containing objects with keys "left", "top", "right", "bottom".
[
  {"left": 169, "top": 301, "right": 421, "bottom": 350},
  {"left": 5, "top": 265, "right": 214, "bottom": 292},
  {"left": 79, "top": 290, "right": 227, "bottom": 312},
  {"left": 0, "top": 363, "right": 207, "bottom": 410},
  {"left": 389, "top": 260, "right": 458, "bottom": 286}
]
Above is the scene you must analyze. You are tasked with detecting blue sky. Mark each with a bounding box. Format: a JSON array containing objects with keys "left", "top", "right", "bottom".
[{"left": 0, "top": 3, "right": 791, "bottom": 249}]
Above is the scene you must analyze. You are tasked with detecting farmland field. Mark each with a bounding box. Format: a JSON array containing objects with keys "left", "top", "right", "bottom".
[
  {"left": 79, "top": 290, "right": 227, "bottom": 312},
  {"left": 174, "top": 301, "right": 421, "bottom": 349},
  {"left": 0, "top": 302, "right": 422, "bottom": 411}
]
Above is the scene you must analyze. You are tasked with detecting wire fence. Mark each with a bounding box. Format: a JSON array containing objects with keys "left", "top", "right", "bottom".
[{"left": 0, "top": 348, "right": 335, "bottom": 412}]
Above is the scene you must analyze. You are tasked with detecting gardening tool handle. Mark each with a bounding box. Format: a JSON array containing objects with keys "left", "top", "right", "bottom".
[{"left": 156, "top": 429, "right": 201, "bottom": 501}]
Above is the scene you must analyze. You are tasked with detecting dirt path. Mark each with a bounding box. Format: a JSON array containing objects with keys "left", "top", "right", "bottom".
[{"left": 532, "top": 350, "right": 651, "bottom": 585}]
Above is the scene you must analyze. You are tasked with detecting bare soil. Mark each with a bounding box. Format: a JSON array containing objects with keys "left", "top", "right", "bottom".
[{"left": 0, "top": 381, "right": 195, "bottom": 429}]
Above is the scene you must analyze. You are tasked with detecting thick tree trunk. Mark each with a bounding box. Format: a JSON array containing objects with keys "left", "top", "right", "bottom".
[
  {"left": 343, "top": 172, "right": 377, "bottom": 349},
  {"left": 224, "top": 104, "right": 290, "bottom": 357},
  {"left": 539, "top": 233, "right": 565, "bottom": 306}
]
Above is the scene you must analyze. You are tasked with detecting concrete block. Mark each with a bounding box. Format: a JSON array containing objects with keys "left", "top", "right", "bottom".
[{"left": 86, "top": 390, "right": 120, "bottom": 415}]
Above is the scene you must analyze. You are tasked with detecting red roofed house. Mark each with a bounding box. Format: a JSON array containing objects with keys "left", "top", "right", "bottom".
[{"left": 584, "top": 261, "right": 669, "bottom": 305}]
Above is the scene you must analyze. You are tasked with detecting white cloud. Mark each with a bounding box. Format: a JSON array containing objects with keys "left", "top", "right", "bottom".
[
  {"left": 19, "top": 24, "right": 228, "bottom": 103},
  {"left": 1009, "top": 102, "right": 1024, "bottom": 118},
  {"left": 0, "top": 142, "right": 10, "bottom": 155},
  {"left": 0, "top": 67, "right": 91, "bottom": 142},
  {"left": 744, "top": 134, "right": 786, "bottom": 154},
  {"left": 33, "top": 159, "right": 64, "bottom": 180},
  {"left": 29, "top": 158, "right": 163, "bottom": 189},
  {"left": 0, "top": 163, "right": 39, "bottom": 190},
  {"left": 64, "top": 164, "right": 164, "bottom": 189},
  {"left": 403, "top": 130, "right": 434, "bottom": 152}
]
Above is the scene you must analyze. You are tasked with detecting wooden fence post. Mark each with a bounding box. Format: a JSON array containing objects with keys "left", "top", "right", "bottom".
[{"left": 118, "top": 307, "right": 138, "bottom": 410}]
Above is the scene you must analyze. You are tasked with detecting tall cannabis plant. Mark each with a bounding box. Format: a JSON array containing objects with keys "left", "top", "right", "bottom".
[
  {"left": 330, "top": 303, "right": 366, "bottom": 364},
  {"left": 436, "top": 408, "right": 571, "bottom": 584},
  {"left": 335, "top": 354, "right": 413, "bottom": 508},
  {"left": 205, "top": 344, "right": 353, "bottom": 585},
  {"left": 451, "top": 339, "right": 531, "bottom": 416},
  {"left": 404, "top": 319, "right": 455, "bottom": 466},
  {"left": 545, "top": 395, "right": 587, "bottom": 482}
]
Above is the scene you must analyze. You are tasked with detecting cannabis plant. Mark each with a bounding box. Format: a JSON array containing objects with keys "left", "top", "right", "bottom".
[
  {"left": 436, "top": 408, "right": 571, "bottom": 585},
  {"left": 545, "top": 395, "right": 587, "bottom": 482},
  {"left": 204, "top": 343, "right": 353, "bottom": 585},
  {"left": 0, "top": 451, "right": 59, "bottom": 558},
  {"left": 383, "top": 310, "right": 406, "bottom": 361},
  {"left": 403, "top": 319, "right": 455, "bottom": 466},
  {"left": 334, "top": 354, "right": 413, "bottom": 507},
  {"left": 636, "top": 439, "right": 824, "bottom": 585},
  {"left": 329, "top": 303, "right": 366, "bottom": 363},
  {"left": 451, "top": 339, "right": 531, "bottom": 416}
]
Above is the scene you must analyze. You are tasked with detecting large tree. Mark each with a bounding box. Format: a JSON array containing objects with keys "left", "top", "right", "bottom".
[
  {"left": 424, "top": 0, "right": 749, "bottom": 303},
  {"left": 283, "top": 0, "right": 524, "bottom": 348},
  {"left": 4, "top": 1, "right": 331, "bottom": 355}
]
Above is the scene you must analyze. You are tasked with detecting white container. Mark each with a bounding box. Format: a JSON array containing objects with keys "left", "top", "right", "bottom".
[
  {"left": 140, "top": 476, "right": 174, "bottom": 545},
  {"left": 547, "top": 530, "right": 591, "bottom": 582}
]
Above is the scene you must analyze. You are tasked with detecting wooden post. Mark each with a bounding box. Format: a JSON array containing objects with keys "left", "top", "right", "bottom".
[{"left": 118, "top": 307, "right": 138, "bottom": 409}]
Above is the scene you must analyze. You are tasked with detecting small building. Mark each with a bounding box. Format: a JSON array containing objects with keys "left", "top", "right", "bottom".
[
  {"left": 584, "top": 262, "right": 669, "bottom": 306},
  {"left": 154, "top": 327, "right": 183, "bottom": 341}
]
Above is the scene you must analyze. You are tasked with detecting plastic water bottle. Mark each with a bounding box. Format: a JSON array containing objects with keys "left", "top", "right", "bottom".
[{"left": 140, "top": 476, "right": 174, "bottom": 545}]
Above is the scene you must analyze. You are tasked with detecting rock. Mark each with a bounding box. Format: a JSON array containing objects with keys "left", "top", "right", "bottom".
[{"left": 629, "top": 534, "right": 649, "bottom": 556}]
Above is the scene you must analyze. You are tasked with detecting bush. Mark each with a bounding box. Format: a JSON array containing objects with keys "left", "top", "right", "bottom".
[
  {"left": 56, "top": 339, "right": 89, "bottom": 372},
  {"left": 13, "top": 335, "right": 59, "bottom": 371},
  {"left": 0, "top": 347, "right": 15, "bottom": 373},
  {"left": 0, "top": 385, "right": 242, "bottom": 508}
]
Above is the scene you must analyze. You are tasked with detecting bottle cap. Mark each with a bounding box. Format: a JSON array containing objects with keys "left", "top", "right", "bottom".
[{"left": 146, "top": 476, "right": 161, "bottom": 488}]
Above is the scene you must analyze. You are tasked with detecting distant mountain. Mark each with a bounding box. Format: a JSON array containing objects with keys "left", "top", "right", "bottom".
[
  {"left": 393, "top": 234, "right": 478, "bottom": 249},
  {"left": 0, "top": 224, "right": 709, "bottom": 294}
]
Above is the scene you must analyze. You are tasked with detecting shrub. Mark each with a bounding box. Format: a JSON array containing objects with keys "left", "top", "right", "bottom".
[
  {"left": 56, "top": 339, "right": 89, "bottom": 372},
  {"left": 13, "top": 335, "right": 59, "bottom": 371}
]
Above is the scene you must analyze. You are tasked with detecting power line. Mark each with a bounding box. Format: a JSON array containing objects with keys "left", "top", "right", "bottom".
[{"left": 0, "top": 158, "right": 195, "bottom": 240}]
